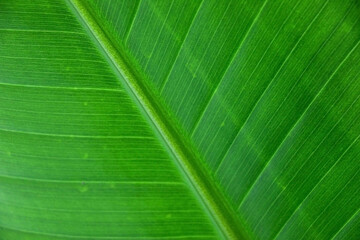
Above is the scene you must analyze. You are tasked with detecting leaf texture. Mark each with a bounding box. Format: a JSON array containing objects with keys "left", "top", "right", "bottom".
[
  {"left": 0, "top": 0, "right": 221, "bottom": 239},
  {"left": 84, "top": 0, "right": 360, "bottom": 239},
  {"left": 0, "top": 0, "right": 360, "bottom": 239}
]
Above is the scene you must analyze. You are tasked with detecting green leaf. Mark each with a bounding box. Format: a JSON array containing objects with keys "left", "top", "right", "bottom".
[{"left": 0, "top": 0, "right": 359, "bottom": 239}]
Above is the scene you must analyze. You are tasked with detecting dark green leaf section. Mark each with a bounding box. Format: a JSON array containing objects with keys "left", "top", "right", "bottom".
[
  {"left": 0, "top": 0, "right": 220, "bottom": 239},
  {"left": 85, "top": 0, "right": 360, "bottom": 239}
]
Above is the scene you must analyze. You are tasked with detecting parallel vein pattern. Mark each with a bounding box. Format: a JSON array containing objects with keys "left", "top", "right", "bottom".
[
  {"left": 86, "top": 0, "right": 360, "bottom": 239},
  {"left": 0, "top": 0, "right": 219, "bottom": 239}
]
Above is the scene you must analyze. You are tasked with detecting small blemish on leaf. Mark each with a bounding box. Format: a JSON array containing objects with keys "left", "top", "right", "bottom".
[{"left": 79, "top": 182, "right": 88, "bottom": 193}]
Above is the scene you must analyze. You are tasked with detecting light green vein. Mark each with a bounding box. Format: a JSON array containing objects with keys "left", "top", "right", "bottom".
[{"left": 67, "top": 0, "right": 248, "bottom": 239}]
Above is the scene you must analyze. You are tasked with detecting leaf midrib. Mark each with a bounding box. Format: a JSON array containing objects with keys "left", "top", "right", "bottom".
[{"left": 66, "top": 0, "right": 249, "bottom": 239}]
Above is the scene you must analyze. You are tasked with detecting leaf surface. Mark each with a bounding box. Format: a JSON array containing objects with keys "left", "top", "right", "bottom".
[
  {"left": 1, "top": 0, "right": 360, "bottom": 239},
  {"left": 0, "top": 1, "right": 221, "bottom": 239}
]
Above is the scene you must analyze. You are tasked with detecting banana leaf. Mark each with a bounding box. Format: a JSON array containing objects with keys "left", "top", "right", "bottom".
[{"left": 0, "top": 0, "right": 359, "bottom": 239}]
